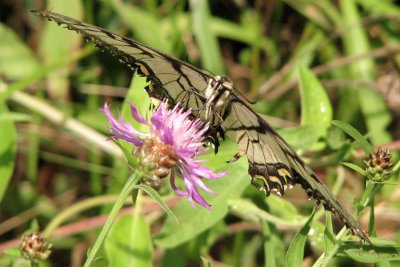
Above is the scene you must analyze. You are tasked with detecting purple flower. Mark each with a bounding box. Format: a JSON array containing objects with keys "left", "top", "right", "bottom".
[{"left": 100, "top": 102, "right": 226, "bottom": 209}]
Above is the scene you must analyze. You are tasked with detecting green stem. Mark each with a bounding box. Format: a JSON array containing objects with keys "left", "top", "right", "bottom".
[
  {"left": 368, "top": 198, "right": 376, "bottom": 236},
  {"left": 356, "top": 181, "right": 382, "bottom": 216},
  {"left": 262, "top": 220, "right": 276, "bottom": 267},
  {"left": 43, "top": 195, "right": 121, "bottom": 238},
  {"left": 312, "top": 228, "right": 347, "bottom": 267},
  {"left": 83, "top": 171, "right": 142, "bottom": 267}
]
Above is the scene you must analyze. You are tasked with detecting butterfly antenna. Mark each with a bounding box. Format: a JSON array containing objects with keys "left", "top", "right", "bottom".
[{"left": 233, "top": 87, "right": 257, "bottom": 104}]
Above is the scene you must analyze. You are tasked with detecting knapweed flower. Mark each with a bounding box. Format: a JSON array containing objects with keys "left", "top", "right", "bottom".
[
  {"left": 101, "top": 102, "right": 226, "bottom": 209},
  {"left": 20, "top": 232, "right": 51, "bottom": 261},
  {"left": 365, "top": 147, "right": 394, "bottom": 182}
]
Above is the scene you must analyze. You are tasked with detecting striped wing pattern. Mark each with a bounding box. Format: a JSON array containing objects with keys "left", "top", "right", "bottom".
[
  {"left": 34, "top": 10, "right": 211, "bottom": 112},
  {"left": 222, "top": 99, "right": 370, "bottom": 242},
  {"left": 35, "top": 10, "right": 370, "bottom": 243}
]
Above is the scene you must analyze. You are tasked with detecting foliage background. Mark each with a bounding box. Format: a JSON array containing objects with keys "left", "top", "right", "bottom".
[{"left": 1, "top": 0, "right": 400, "bottom": 266}]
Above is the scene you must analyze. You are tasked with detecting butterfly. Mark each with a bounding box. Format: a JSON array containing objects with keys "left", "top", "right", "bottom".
[{"left": 33, "top": 10, "right": 371, "bottom": 244}]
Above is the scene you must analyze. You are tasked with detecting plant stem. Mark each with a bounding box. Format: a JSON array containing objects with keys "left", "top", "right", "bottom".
[
  {"left": 83, "top": 171, "right": 142, "bottom": 267},
  {"left": 312, "top": 228, "right": 347, "bottom": 267}
]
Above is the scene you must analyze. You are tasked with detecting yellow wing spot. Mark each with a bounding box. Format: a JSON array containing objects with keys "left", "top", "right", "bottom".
[
  {"left": 255, "top": 175, "right": 270, "bottom": 192},
  {"left": 269, "top": 176, "right": 282, "bottom": 187},
  {"left": 278, "top": 168, "right": 291, "bottom": 179},
  {"left": 140, "top": 64, "right": 150, "bottom": 76},
  {"left": 269, "top": 176, "right": 285, "bottom": 196}
]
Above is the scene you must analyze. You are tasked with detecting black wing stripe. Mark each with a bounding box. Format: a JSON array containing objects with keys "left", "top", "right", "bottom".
[
  {"left": 34, "top": 10, "right": 211, "bottom": 101},
  {"left": 222, "top": 100, "right": 371, "bottom": 243}
]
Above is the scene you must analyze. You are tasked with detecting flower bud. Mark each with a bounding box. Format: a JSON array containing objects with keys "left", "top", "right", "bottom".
[
  {"left": 20, "top": 232, "right": 51, "bottom": 261},
  {"left": 365, "top": 148, "right": 394, "bottom": 182}
]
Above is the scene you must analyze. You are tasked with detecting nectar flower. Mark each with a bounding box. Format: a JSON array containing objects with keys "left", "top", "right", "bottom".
[{"left": 101, "top": 102, "right": 226, "bottom": 209}]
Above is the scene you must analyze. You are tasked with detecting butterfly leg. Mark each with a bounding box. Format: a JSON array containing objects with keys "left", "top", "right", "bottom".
[{"left": 227, "top": 152, "right": 244, "bottom": 163}]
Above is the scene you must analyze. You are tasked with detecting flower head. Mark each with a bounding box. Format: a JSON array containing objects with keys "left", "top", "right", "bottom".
[
  {"left": 20, "top": 232, "right": 51, "bottom": 261},
  {"left": 101, "top": 102, "right": 226, "bottom": 209},
  {"left": 365, "top": 147, "right": 394, "bottom": 182}
]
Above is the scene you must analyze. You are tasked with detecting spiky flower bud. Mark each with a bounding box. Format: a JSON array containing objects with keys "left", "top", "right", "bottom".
[
  {"left": 20, "top": 232, "right": 51, "bottom": 261},
  {"left": 365, "top": 148, "right": 394, "bottom": 182}
]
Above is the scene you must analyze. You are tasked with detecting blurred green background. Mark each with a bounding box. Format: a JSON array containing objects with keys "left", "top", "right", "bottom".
[{"left": 1, "top": 0, "right": 400, "bottom": 266}]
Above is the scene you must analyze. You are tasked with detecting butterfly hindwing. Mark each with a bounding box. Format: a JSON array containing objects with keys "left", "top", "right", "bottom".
[{"left": 222, "top": 99, "right": 371, "bottom": 243}]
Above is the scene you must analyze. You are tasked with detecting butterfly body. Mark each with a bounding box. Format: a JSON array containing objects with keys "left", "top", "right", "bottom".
[{"left": 34, "top": 10, "right": 371, "bottom": 244}]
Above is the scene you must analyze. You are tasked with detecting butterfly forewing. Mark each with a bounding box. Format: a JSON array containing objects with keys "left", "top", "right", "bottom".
[{"left": 33, "top": 10, "right": 211, "bottom": 112}]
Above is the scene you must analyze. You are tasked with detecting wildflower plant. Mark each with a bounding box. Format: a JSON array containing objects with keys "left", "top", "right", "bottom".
[
  {"left": 81, "top": 101, "right": 226, "bottom": 266},
  {"left": 101, "top": 101, "right": 226, "bottom": 209}
]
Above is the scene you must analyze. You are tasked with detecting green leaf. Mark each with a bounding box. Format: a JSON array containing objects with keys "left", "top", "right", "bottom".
[
  {"left": 331, "top": 120, "right": 374, "bottom": 155},
  {"left": 200, "top": 256, "right": 212, "bottom": 267},
  {"left": 339, "top": 0, "right": 391, "bottom": 145},
  {"left": 39, "top": 1, "right": 83, "bottom": 64},
  {"left": 323, "top": 212, "right": 335, "bottom": 252},
  {"left": 284, "top": 0, "right": 332, "bottom": 29},
  {"left": 278, "top": 125, "right": 324, "bottom": 150},
  {"left": 122, "top": 74, "right": 151, "bottom": 133},
  {"left": 337, "top": 238, "right": 400, "bottom": 263},
  {"left": 262, "top": 220, "right": 280, "bottom": 267},
  {"left": 134, "top": 184, "right": 179, "bottom": 224},
  {"left": 190, "top": 0, "right": 224, "bottom": 74},
  {"left": 357, "top": 0, "right": 400, "bottom": 14},
  {"left": 298, "top": 63, "right": 332, "bottom": 128},
  {"left": 109, "top": 1, "right": 172, "bottom": 53},
  {"left": 0, "top": 23, "right": 40, "bottom": 79},
  {"left": 39, "top": 0, "right": 83, "bottom": 100},
  {"left": 229, "top": 198, "right": 306, "bottom": 226},
  {"left": 342, "top": 162, "right": 366, "bottom": 176},
  {"left": 154, "top": 146, "right": 248, "bottom": 248},
  {"left": 0, "top": 112, "right": 32, "bottom": 123},
  {"left": 297, "top": 63, "right": 332, "bottom": 150},
  {"left": 104, "top": 214, "right": 153, "bottom": 267},
  {"left": 0, "top": 104, "right": 16, "bottom": 202},
  {"left": 4, "top": 248, "right": 21, "bottom": 257},
  {"left": 286, "top": 210, "right": 316, "bottom": 267},
  {"left": 266, "top": 195, "right": 299, "bottom": 220}
]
